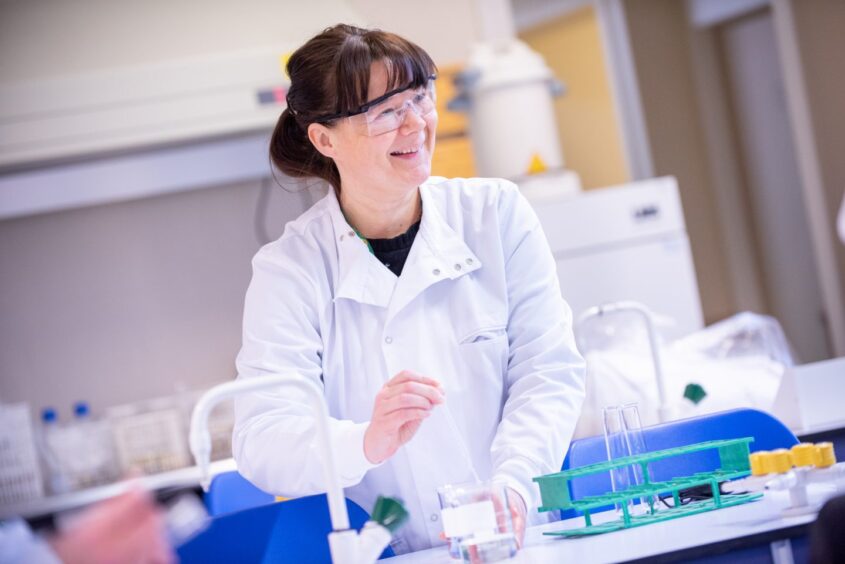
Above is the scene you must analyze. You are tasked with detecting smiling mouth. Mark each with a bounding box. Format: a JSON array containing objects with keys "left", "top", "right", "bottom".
[{"left": 390, "top": 146, "right": 420, "bottom": 157}]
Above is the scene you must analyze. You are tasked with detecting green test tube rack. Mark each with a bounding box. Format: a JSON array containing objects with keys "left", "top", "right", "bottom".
[{"left": 533, "top": 437, "right": 763, "bottom": 537}]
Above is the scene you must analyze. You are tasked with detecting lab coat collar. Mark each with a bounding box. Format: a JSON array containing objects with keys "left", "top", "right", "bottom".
[
  {"left": 384, "top": 183, "right": 482, "bottom": 320},
  {"left": 416, "top": 182, "right": 482, "bottom": 281},
  {"left": 327, "top": 180, "right": 482, "bottom": 309},
  {"left": 327, "top": 190, "right": 396, "bottom": 308}
]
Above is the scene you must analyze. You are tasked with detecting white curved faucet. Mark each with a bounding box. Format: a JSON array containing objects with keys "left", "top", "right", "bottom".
[{"left": 189, "top": 374, "right": 390, "bottom": 564}]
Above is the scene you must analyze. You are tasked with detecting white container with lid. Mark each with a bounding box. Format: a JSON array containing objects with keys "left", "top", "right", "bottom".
[{"left": 452, "top": 40, "right": 564, "bottom": 180}]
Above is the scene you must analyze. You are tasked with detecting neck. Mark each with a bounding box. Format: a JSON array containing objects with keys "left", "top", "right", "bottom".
[{"left": 339, "top": 185, "right": 421, "bottom": 239}]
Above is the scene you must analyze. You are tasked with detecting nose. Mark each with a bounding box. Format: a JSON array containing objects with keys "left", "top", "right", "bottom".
[{"left": 398, "top": 101, "right": 427, "bottom": 133}]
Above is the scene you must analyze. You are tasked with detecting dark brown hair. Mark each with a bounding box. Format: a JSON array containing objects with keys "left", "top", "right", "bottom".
[{"left": 270, "top": 24, "right": 437, "bottom": 193}]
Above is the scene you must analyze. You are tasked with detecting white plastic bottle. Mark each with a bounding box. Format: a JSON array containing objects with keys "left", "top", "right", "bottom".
[
  {"left": 37, "top": 408, "right": 71, "bottom": 495},
  {"left": 70, "top": 401, "right": 119, "bottom": 488}
]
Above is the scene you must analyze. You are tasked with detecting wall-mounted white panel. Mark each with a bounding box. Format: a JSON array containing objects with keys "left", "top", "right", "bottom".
[
  {"left": 0, "top": 49, "right": 289, "bottom": 169},
  {"left": 0, "top": 133, "right": 271, "bottom": 220}
]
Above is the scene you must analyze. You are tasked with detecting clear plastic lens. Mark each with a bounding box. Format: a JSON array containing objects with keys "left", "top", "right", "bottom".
[{"left": 351, "top": 80, "right": 436, "bottom": 136}]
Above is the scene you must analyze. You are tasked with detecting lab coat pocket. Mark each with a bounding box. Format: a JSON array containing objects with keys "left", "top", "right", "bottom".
[
  {"left": 456, "top": 325, "right": 509, "bottom": 393},
  {"left": 459, "top": 325, "right": 507, "bottom": 345}
]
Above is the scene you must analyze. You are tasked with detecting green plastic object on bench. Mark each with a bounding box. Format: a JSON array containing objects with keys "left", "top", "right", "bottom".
[{"left": 534, "top": 437, "right": 763, "bottom": 537}]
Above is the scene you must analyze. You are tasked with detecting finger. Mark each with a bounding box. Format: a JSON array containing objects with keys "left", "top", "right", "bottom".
[
  {"left": 512, "top": 509, "right": 526, "bottom": 548},
  {"left": 101, "top": 488, "right": 159, "bottom": 534},
  {"left": 491, "top": 491, "right": 520, "bottom": 547},
  {"left": 510, "top": 503, "right": 526, "bottom": 548},
  {"left": 387, "top": 370, "right": 443, "bottom": 390},
  {"left": 144, "top": 514, "right": 176, "bottom": 564},
  {"left": 380, "top": 382, "right": 446, "bottom": 405},
  {"left": 491, "top": 490, "right": 506, "bottom": 532},
  {"left": 387, "top": 408, "right": 430, "bottom": 429},
  {"left": 381, "top": 393, "right": 434, "bottom": 415},
  {"left": 114, "top": 508, "right": 169, "bottom": 562},
  {"left": 494, "top": 488, "right": 525, "bottom": 548},
  {"left": 68, "top": 487, "right": 156, "bottom": 537},
  {"left": 382, "top": 381, "right": 445, "bottom": 405}
]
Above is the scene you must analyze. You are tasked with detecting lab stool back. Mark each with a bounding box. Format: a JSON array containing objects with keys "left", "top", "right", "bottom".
[
  {"left": 560, "top": 408, "right": 798, "bottom": 518},
  {"left": 199, "top": 471, "right": 396, "bottom": 561},
  {"left": 205, "top": 470, "right": 277, "bottom": 516},
  {"left": 181, "top": 492, "right": 391, "bottom": 563}
]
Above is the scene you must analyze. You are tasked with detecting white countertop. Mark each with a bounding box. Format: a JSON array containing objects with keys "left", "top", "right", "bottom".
[
  {"left": 792, "top": 418, "right": 845, "bottom": 437},
  {"left": 388, "top": 485, "right": 835, "bottom": 563},
  {"left": 0, "top": 458, "right": 237, "bottom": 520}
]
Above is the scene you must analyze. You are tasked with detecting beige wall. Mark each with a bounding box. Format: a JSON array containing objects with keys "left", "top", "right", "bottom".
[
  {"left": 0, "top": 179, "right": 318, "bottom": 418},
  {"left": 0, "top": 0, "right": 476, "bottom": 82},
  {"left": 349, "top": 0, "right": 479, "bottom": 66},
  {"left": 623, "top": 0, "right": 736, "bottom": 324},
  {"left": 790, "top": 0, "right": 845, "bottom": 331},
  {"left": 519, "top": 6, "right": 629, "bottom": 189}
]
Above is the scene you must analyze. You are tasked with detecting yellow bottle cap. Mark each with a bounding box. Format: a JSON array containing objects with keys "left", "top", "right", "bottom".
[
  {"left": 815, "top": 442, "right": 836, "bottom": 468},
  {"left": 790, "top": 443, "right": 817, "bottom": 467},
  {"left": 769, "top": 449, "right": 793, "bottom": 474},
  {"left": 749, "top": 451, "right": 770, "bottom": 476}
]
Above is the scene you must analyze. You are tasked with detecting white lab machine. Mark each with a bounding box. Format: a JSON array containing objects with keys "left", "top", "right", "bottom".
[
  {"left": 772, "top": 356, "right": 845, "bottom": 435},
  {"left": 523, "top": 175, "right": 705, "bottom": 342}
]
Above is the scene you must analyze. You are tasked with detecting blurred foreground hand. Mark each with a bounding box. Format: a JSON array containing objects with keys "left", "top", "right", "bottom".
[{"left": 49, "top": 488, "right": 175, "bottom": 564}]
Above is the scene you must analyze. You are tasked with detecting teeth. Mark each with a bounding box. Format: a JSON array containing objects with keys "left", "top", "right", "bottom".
[{"left": 392, "top": 147, "right": 418, "bottom": 155}]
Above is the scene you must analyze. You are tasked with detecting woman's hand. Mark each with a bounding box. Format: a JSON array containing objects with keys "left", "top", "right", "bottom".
[
  {"left": 364, "top": 370, "right": 445, "bottom": 464},
  {"left": 445, "top": 486, "right": 528, "bottom": 558}
]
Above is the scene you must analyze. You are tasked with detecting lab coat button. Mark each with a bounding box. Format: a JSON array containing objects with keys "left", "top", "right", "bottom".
[
  {"left": 454, "top": 263, "right": 462, "bottom": 271},
  {"left": 430, "top": 514, "right": 438, "bottom": 522},
  {"left": 432, "top": 268, "right": 441, "bottom": 276},
  {"left": 466, "top": 258, "right": 474, "bottom": 265},
  {"left": 385, "top": 336, "right": 393, "bottom": 344}
]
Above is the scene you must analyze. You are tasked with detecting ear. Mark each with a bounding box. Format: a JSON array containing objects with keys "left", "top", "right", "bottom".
[{"left": 307, "top": 122, "right": 338, "bottom": 159}]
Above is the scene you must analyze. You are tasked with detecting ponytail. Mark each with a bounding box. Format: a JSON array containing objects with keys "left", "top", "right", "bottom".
[{"left": 269, "top": 108, "right": 340, "bottom": 193}]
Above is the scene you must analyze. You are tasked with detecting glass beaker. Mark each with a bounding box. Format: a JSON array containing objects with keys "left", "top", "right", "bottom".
[{"left": 436, "top": 480, "right": 517, "bottom": 562}]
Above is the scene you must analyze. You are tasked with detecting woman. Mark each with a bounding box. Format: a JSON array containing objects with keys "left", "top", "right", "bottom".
[{"left": 233, "top": 24, "right": 585, "bottom": 555}]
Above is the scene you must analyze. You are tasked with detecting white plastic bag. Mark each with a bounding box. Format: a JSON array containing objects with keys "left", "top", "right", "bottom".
[{"left": 573, "top": 311, "right": 791, "bottom": 438}]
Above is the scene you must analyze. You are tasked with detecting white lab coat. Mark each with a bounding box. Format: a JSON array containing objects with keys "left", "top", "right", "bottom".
[
  {"left": 0, "top": 519, "right": 61, "bottom": 564},
  {"left": 233, "top": 176, "right": 585, "bottom": 554}
]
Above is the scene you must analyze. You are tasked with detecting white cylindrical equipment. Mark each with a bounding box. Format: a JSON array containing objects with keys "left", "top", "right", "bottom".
[{"left": 459, "top": 41, "right": 564, "bottom": 179}]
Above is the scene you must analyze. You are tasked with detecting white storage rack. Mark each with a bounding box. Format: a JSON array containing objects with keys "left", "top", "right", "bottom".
[
  {"left": 0, "top": 403, "right": 45, "bottom": 505},
  {"left": 107, "top": 390, "right": 234, "bottom": 477}
]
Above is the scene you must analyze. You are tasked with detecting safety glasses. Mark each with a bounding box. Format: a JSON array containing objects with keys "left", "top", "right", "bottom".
[{"left": 316, "top": 75, "right": 437, "bottom": 137}]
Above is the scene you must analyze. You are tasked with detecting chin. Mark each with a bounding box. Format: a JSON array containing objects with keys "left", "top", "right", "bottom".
[
  {"left": 414, "top": 154, "right": 433, "bottom": 182},
  {"left": 408, "top": 169, "right": 431, "bottom": 188}
]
